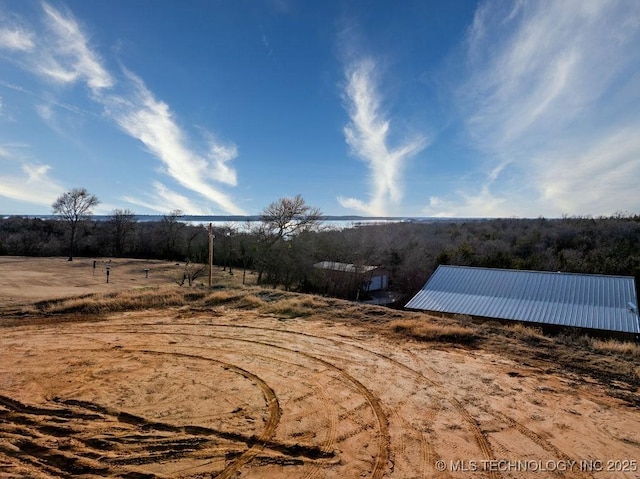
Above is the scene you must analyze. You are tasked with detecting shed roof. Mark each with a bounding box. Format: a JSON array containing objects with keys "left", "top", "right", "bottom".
[
  {"left": 405, "top": 265, "right": 640, "bottom": 334},
  {"left": 313, "top": 261, "right": 379, "bottom": 274}
]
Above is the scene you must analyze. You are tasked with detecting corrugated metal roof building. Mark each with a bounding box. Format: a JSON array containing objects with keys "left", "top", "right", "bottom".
[
  {"left": 313, "top": 261, "right": 389, "bottom": 292},
  {"left": 313, "top": 261, "right": 378, "bottom": 274},
  {"left": 405, "top": 265, "right": 640, "bottom": 335}
]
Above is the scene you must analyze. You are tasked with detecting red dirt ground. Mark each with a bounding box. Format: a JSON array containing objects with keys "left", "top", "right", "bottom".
[{"left": 1, "top": 257, "right": 639, "bottom": 478}]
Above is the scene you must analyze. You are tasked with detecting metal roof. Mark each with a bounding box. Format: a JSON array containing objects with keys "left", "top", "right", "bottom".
[
  {"left": 405, "top": 265, "right": 640, "bottom": 334},
  {"left": 313, "top": 261, "right": 379, "bottom": 273}
]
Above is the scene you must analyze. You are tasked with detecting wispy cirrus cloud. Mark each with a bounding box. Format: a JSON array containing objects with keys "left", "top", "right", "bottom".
[
  {"left": 425, "top": 0, "right": 640, "bottom": 217},
  {"left": 0, "top": 2, "right": 244, "bottom": 215},
  {"left": 0, "top": 162, "right": 63, "bottom": 206},
  {"left": 202, "top": 132, "right": 238, "bottom": 186},
  {"left": 0, "top": 3, "right": 111, "bottom": 90},
  {"left": 0, "top": 143, "right": 64, "bottom": 207},
  {"left": 534, "top": 126, "right": 640, "bottom": 215},
  {"left": 123, "top": 181, "right": 212, "bottom": 215},
  {"left": 39, "top": 2, "right": 113, "bottom": 92},
  {"left": 104, "top": 71, "right": 245, "bottom": 215},
  {"left": 338, "top": 58, "right": 426, "bottom": 216},
  {"left": 0, "top": 27, "right": 34, "bottom": 51}
]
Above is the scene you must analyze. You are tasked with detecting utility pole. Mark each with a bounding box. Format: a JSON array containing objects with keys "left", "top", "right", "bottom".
[{"left": 208, "top": 223, "right": 214, "bottom": 288}]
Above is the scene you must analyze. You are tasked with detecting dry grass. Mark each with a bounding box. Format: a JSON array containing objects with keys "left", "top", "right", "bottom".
[
  {"left": 589, "top": 338, "right": 640, "bottom": 358},
  {"left": 237, "top": 294, "right": 266, "bottom": 309},
  {"left": 506, "top": 322, "right": 548, "bottom": 344},
  {"left": 261, "top": 296, "right": 330, "bottom": 318},
  {"left": 35, "top": 288, "right": 187, "bottom": 314},
  {"left": 32, "top": 284, "right": 338, "bottom": 318},
  {"left": 202, "top": 289, "right": 274, "bottom": 310},
  {"left": 387, "top": 318, "right": 477, "bottom": 344},
  {"left": 203, "top": 289, "right": 247, "bottom": 306}
]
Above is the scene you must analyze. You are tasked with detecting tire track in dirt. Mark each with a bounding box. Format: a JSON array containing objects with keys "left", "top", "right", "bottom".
[
  {"left": 31, "top": 325, "right": 391, "bottom": 479},
  {"left": 1, "top": 392, "right": 335, "bottom": 478},
  {"left": 161, "top": 342, "right": 341, "bottom": 479},
  {"left": 132, "top": 341, "right": 342, "bottom": 478},
  {"left": 293, "top": 348, "right": 390, "bottom": 479},
  {"left": 489, "top": 410, "right": 594, "bottom": 479},
  {"left": 0, "top": 346, "right": 282, "bottom": 479},
  {"left": 402, "top": 351, "right": 448, "bottom": 479},
  {"left": 392, "top": 349, "right": 499, "bottom": 479},
  {"left": 9, "top": 341, "right": 354, "bottom": 475},
  {"left": 175, "top": 324, "right": 438, "bottom": 479},
  {"left": 261, "top": 363, "right": 342, "bottom": 479},
  {"left": 0, "top": 395, "right": 140, "bottom": 478},
  {"left": 57, "top": 397, "right": 333, "bottom": 463},
  {"left": 37, "top": 322, "right": 469, "bottom": 478},
  {"left": 132, "top": 349, "right": 281, "bottom": 479},
  {"left": 4, "top": 324, "right": 421, "bottom": 479},
  {"left": 154, "top": 333, "right": 391, "bottom": 479},
  {"left": 447, "top": 396, "right": 499, "bottom": 479},
  {"left": 195, "top": 323, "right": 513, "bottom": 479},
  {"left": 298, "top": 329, "right": 593, "bottom": 479},
  {"left": 207, "top": 324, "right": 506, "bottom": 479},
  {"left": 299, "top": 383, "right": 338, "bottom": 479},
  {"left": 189, "top": 322, "right": 495, "bottom": 478},
  {"left": 3, "top": 333, "right": 348, "bottom": 476},
  {"left": 404, "top": 348, "right": 594, "bottom": 479},
  {"left": 4, "top": 317, "right": 596, "bottom": 478}
]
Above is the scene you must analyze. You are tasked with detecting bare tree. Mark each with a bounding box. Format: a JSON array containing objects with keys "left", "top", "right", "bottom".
[
  {"left": 52, "top": 188, "right": 100, "bottom": 261},
  {"left": 185, "top": 227, "right": 205, "bottom": 261},
  {"left": 260, "top": 194, "right": 323, "bottom": 243},
  {"left": 178, "top": 259, "right": 206, "bottom": 287},
  {"left": 219, "top": 223, "right": 237, "bottom": 273},
  {"left": 162, "top": 210, "right": 185, "bottom": 260},
  {"left": 108, "top": 209, "right": 137, "bottom": 257},
  {"left": 256, "top": 195, "right": 322, "bottom": 285},
  {"left": 237, "top": 229, "right": 257, "bottom": 285}
]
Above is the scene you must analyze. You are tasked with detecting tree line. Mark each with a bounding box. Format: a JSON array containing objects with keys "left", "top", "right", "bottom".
[{"left": 1, "top": 188, "right": 639, "bottom": 302}]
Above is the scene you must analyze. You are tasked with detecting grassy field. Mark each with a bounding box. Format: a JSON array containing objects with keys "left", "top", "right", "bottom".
[{"left": 1, "top": 257, "right": 639, "bottom": 478}]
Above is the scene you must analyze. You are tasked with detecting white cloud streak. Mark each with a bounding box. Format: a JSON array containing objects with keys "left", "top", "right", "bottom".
[
  {"left": 0, "top": 2, "right": 244, "bottom": 215},
  {"left": 0, "top": 163, "right": 63, "bottom": 206},
  {"left": 339, "top": 58, "right": 426, "bottom": 216},
  {"left": 104, "top": 71, "right": 245, "bottom": 215},
  {"left": 426, "top": 0, "right": 640, "bottom": 217},
  {"left": 0, "top": 27, "right": 34, "bottom": 51},
  {"left": 205, "top": 134, "right": 238, "bottom": 186},
  {"left": 123, "top": 181, "right": 211, "bottom": 215},
  {"left": 534, "top": 126, "right": 640, "bottom": 215},
  {"left": 39, "top": 3, "right": 113, "bottom": 92}
]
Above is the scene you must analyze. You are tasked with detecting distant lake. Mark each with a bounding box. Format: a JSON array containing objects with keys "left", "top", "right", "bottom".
[
  {"left": 131, "top": 215, "right": 461, "bottom": 231},
  {"left": 177, "top": 216, "right": 418, "bottom": 230},
  {"left": 4, "top": 214, "right": 483, "bottom": 231}
]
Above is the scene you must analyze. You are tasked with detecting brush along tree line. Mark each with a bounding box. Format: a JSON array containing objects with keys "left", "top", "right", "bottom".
[{"left": 1, "top": 188, "right": 640, "bottom": 300}]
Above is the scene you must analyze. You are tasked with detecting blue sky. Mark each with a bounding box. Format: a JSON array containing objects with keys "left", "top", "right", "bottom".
[{"left": 1, "top": 1, "right": 639, "bottom": 217}]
